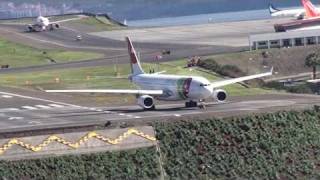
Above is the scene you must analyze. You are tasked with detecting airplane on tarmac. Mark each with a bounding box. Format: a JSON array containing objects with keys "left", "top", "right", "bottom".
[
  {"left": 26, "top": 15, "right": 85, "bottom": 32},
  {"left": 26, "top": 3, "right": 84, "bottom": 32},
  {"left": 269, "top": 0, "right": 320, "bottom": 19},
  {"left": 46, "top": 37, "right": 273, "bottom": 110}
]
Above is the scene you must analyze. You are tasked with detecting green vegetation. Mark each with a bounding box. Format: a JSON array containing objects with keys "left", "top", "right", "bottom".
[
  {"left": 67, "top": 16, "right": 124, "bottom": 32},
  {"left": 2, "top": 108, "right": 320, "bottom": 179},
  {"left": 0, "top": 39, "right": 104, "bottom": 68},
  {"left": 305, "top": 52, "right": 320, "bottom": 79},
  {"left": 198, "top": 58, "right": 246, "bottom": 78},
  {"left": 0, "top": 147, "right": 160, "bottom": 179},
  {"left": 155, "top": 107, "right": 320, "bottom": 179}
]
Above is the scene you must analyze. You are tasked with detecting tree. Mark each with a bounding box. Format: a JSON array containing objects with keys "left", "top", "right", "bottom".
[{"left": 305, "top": 52, "right": 320, "bottom": 79}]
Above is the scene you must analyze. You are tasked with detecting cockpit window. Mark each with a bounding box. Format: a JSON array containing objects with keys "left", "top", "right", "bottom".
[{"left": 200, "top": 84, "right": 210, "bottom": 87}]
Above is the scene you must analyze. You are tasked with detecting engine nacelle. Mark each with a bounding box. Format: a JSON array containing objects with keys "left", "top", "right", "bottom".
[
  {"left": 212, "top": 89, "right": 227, "bottom": 102},
  {"left": 54, "top": 23, "right": 60, "bottom": 28},
  {"left": 137, "top": 95, "right": 155, "bottom": 109}
]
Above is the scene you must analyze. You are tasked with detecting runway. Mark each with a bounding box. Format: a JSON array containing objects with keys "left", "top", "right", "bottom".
[
  {"left": 91, "top": 18, "right": 289, "bottom": 47},
  {"left": 0, "top": 90, "right": 319, "bottom": 134}
]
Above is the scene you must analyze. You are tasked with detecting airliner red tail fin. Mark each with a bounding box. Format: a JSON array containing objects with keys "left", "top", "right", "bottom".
[
  {"left": 302, "top": 0, "right": 319, "bottom": 18},
  {"left": 126, "top": 37, "right": 144, "bottom": 75}
]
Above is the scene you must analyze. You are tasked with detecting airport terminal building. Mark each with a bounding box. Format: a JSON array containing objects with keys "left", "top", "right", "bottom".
[{"left": 249, "top": 29, "right": 320, "bottom": 50}]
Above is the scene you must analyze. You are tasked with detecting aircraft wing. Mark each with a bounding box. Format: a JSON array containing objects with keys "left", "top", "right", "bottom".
[
  {"left": 50, "top": 16, "right": 86, "bottom": 24},
  {"left": 45, "top": 89, "right": 163, "bottom": 95},
  {"left": 211, "top": 67, "right": 273, "bottom": 88}
]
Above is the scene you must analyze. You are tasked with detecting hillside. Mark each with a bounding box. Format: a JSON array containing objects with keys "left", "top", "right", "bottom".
[{"left": 204, "top": 46, "right": 320, "bottom": 80}]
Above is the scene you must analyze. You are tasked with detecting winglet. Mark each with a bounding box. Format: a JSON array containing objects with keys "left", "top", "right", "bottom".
[
  {"left": 269, "top": 3, "right": 280, "bottom": 14},
  {"left": 270, "top": 66, "right": 274, "bottom": 74}
]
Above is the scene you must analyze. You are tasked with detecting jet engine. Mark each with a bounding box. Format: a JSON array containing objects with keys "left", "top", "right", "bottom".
[
  {"left": 137, "top": 95, "right": 155, "bottom": 110},
  {"left": 212, "top": 89, "right": 227, "bottom": 102},
  {"left": 54, "top": 23, "right": 60, "bottom": 28}
]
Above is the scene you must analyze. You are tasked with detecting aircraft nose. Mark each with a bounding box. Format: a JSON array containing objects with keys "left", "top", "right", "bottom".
[{"left": 203, "top": 86, "right": 213, "bottom": 99}]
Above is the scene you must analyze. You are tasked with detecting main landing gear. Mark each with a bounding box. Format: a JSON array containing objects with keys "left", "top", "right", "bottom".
[
  {"left": 185, "top": 100, "right": 207, "bottom": 109},
  {"left": 185, "top": 101, "right": 198, "bottom": 108}
]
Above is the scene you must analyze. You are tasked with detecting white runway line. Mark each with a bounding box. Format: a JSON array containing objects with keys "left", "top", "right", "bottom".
[
  {"left": 35, "top": 105, "right": 51, "bottom": 109},
  {"left": 0, "top": 91, "right": 82, "bottom": 108},
  {"left": 21, "top": 106, "right": 38, "bottom": 110},
  {"left": 8, "top": 117, "right": 24, "bottom": 120},
  {"left": 0, "top": 108, "right": 20, "bottom": 112},
  {"left": 1, "top": 95, "right": 12, "bottom": 98},
  {"left": 48, "top": 104, "right": 65, "bottom": 108}
]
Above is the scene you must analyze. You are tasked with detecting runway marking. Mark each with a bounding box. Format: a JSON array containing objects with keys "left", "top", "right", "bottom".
[
  {"left": 1, "top": 95, "right": 12, "bottom": 98},
  {"left": 48, "top": 104, "right": 65, "bottom": 108},
  {"left": 0, "top": 28, "right": 124, "bottom": 51},
  {"left": 8, "top": 117, "right": 24, "bottom": 120},
  {"left": 21, "top": 106, "right": 38, "bottom": 110},
  {"left": 174, "top": 114, "right": 181, "bottom": 117},
  {"left": 35, "top": 105, "right": 51, "bottom": 109},
  {"left": 28, "top": 121, "right": 40, "bottom": 124},
  {"left": 0, "top": 91, "right": 82, "bottom": 108},
  {"left": 0, "top": 108, "right": 19, "bottom": 112}
]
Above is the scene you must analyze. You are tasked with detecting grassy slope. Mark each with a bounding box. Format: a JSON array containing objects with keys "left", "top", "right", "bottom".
[
  {"left": 0, "top": 39, "right": 104, "bottom": 68},
  {"left": 0, "top": 60, "right": 271, "bottom": 97},
  {"left": 0, "top": 147, "right": 160, "bottom": 179},
  {"left": 205, "top": 46, "right": 319, "bottom": 77},
  {"left": 155, "top": 107, "right": 320, "bottom": 179},
  {"left": 66, "top": 16, "right": 124, "bottom": 32}
]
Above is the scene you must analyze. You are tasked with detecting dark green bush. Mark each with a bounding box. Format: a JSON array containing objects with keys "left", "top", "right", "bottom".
[
  {"left": 0, "top": 147, "right": 160, "bottom": 180},
  {"left": 154, "top": 108, "right": 320, "bottom": 179}
]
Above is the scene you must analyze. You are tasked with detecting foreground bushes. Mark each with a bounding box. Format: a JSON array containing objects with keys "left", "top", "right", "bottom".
[
  {"left": 0, "top": 147, "right": 160, "bottom": 180},
  {"left": 3, "top": 107, "right": 320, "bottom": 179},
  {"left": 155, "top": 107, "right": 320, "bottom": 179}
]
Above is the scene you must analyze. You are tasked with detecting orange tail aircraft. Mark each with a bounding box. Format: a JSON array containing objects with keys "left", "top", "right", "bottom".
[{"left": 302, "top": 0, "right": 320, "bottom": 18}]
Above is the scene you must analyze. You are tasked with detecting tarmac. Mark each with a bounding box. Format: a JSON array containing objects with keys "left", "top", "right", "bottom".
[{"left": 0, "top": 89, "right": 319, "bottom": 134}]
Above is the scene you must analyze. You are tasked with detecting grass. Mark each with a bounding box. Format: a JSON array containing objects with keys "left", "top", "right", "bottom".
[
  {"left": 67, "top": 16, "right": 124, "bottom": 32},
  {"left": 0, "top": 60, "right": 272, "bottom": 97},
  {"left": 0, "top": 38, "right": 104, "bottom": 68}
]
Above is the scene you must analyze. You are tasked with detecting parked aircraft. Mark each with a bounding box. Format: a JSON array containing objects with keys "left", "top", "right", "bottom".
[
  {"left": 26, "top": 16, "right": 84, "bottom": 32},
  {"left": 46, "top": 37, "right": 273, "bottom": 110},
  {"left": 269, "top": 0, "right": 319, "bottom": 19},
  {"left": 26, "top": 3, "right": 83, "bottom": 32}
]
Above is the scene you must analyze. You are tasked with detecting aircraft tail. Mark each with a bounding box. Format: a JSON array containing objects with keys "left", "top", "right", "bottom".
[
  {"left": 126, "top": 37, "right": 144, "bottom": 75},
  {"left": 302, "top": 0, "right": 319, "bottom": 18},
  {"left": 269, "top": 3, "right": 281, "bottom": 14}
]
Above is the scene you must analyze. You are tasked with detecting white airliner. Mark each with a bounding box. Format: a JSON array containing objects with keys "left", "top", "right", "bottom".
[
  {"left": 269, "top": 0, "right": 320, "bottom": 19},
  {"left": 26, "top": 16, "right": 84, "bottom": 32},
  {"left": 46, "top": 37, "right": 273, "bottom": 110}
]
